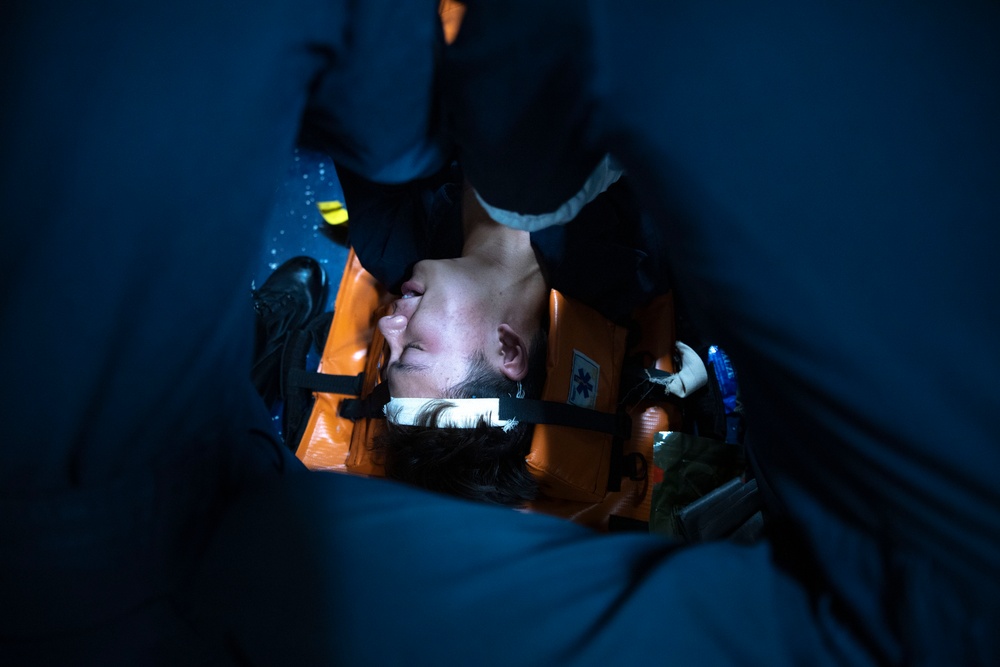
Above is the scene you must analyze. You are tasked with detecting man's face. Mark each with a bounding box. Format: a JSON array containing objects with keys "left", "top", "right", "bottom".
[{"left": 378, "top": 258, "right": 494, "bottom": 398}]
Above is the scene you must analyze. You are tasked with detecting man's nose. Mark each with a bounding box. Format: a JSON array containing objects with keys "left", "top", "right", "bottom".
[{"left": 378, "top": 313, "right": 408, "bottom": 338}]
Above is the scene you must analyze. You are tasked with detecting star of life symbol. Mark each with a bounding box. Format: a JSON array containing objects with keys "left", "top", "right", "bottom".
[{"left": 567, "top": 349, "right": 599, "bottom": 409}]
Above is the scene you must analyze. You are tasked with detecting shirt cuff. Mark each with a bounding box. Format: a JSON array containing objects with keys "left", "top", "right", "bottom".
[{"left": 475, "top": 155, "right": 624, "bottom": 231}]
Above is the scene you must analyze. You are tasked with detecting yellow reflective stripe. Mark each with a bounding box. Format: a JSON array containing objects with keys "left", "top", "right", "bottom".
[{"left": 317, "top": 200, "right": 348, "bottom": 225}]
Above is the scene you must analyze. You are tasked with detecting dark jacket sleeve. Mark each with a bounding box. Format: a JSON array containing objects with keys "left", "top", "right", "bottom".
[
  {"left": 442, "top": 0, "right": 604, "bottom": 214},
  {"left": 338, "top": 163, "right": 465, "bottom": 293},
  {"left": 303, "top": 0, "right": 450, "bottom": 184}
]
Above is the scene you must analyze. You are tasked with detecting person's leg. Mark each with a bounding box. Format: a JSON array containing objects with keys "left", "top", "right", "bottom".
[
  {"left": 187, "top": 472, "right": 863, "bottom": 666},
  {"left": 251, "top": 256, "right": 329, "bottom": 409},
  {"left": 1, "top": 0, "right": 447, "bottom": 659}
]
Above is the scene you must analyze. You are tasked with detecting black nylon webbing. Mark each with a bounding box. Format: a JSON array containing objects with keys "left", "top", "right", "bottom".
[
  {"left": 340, "top": 382, "right": 390, "bottom": 420},
  {"left": 497, "top": 396, "right": 631, "bottom": 438},
  {"left": 286, "top": 368, "right": 364, "bottom": 396}
]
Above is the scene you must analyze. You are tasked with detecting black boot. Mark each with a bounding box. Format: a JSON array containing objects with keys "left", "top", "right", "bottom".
[{"left": 252, "top": 256, "right": 328, "bottom": 408}]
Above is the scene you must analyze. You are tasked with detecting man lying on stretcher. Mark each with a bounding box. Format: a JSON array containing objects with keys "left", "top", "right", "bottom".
[
  {"left": 281, "top": 160, "right": 675, "bottom": 506},
  {"left": 373, "top": 183, "right": 550, "bottom": 505}
]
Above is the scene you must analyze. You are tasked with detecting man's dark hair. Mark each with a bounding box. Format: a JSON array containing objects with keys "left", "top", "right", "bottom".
[{"left": 372, "top": 329, "right": 548, "bottom": 506}]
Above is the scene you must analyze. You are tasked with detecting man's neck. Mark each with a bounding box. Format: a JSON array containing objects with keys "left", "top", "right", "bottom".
[
  {"left": 461, "top": 187, "right": 548, "bottom": 329},
  {"left": 462, "top": 185, "right": 541, "bottom": 273},
  {"left": 463, "top": 218, "right": 536, "bottom": 270}
]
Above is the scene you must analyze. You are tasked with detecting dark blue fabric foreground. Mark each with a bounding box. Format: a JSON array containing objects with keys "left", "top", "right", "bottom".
[
  {"left": 2, "top": 0, "right": 999, "bottom": 665},
  {"left": 1, "top": 0, "right": 446, "bottom": 663},
  {"left": 187, "top": 471, "right": 843, "bottom": 666},
  {"left": 445, "top": 0, "right": 1000, "bottom": 664}
]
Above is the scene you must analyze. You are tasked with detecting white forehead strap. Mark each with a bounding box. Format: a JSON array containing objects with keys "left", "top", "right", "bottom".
[{"left": 384, "top": 397, "right": 518, "bottom": 432}]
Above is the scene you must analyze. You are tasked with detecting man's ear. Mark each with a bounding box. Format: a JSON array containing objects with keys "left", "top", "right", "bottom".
[{"left": 497, "top": 324, "right": 530, "bottom": 382}]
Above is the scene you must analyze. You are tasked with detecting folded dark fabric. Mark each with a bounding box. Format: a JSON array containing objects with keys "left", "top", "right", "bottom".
[{"left": 677, "top": 477, "right": 763, "bottom": 544}]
